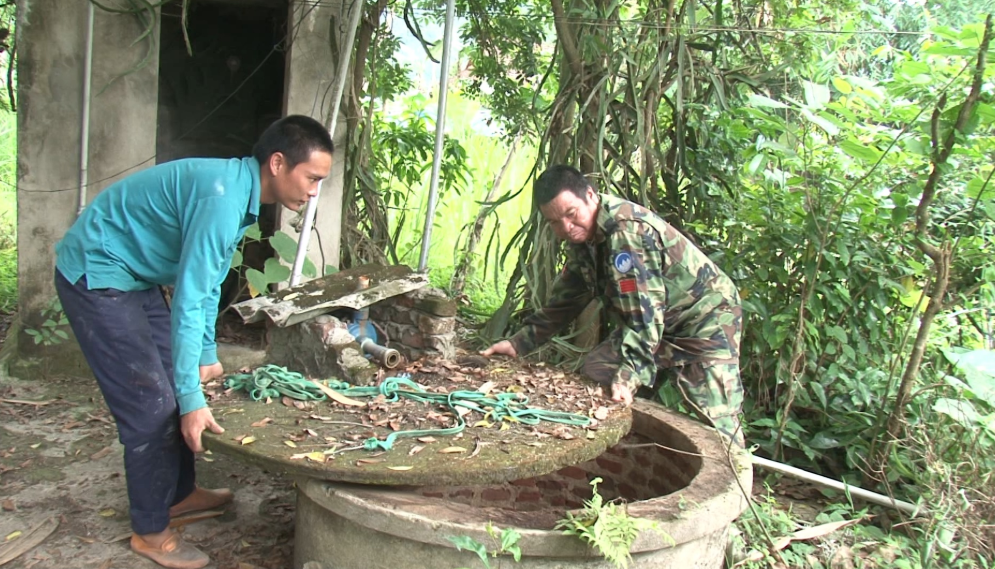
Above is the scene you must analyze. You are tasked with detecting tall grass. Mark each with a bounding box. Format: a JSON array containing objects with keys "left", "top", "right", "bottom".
[
  {"left": 389, "top": 92, "right": 535, "bottom": 311},
  {"left": 0, "top": 110, "right": 17, "bottom": 312}
]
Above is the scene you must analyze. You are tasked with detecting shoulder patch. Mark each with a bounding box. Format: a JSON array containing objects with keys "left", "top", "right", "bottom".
[
  {"left": 613, "top": 252, "right": 634, "bottom": 274},
  {"left": 618, "top": 278, "right": 637, "bottom": 294}
]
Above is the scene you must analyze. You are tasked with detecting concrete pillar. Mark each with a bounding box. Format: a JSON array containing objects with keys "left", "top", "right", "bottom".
[
  {"left": 16, "top": 0, "right": 159, "bottom": 324},
  {"left": 280, "top": 0, "right": 347, "bottom": 276}
]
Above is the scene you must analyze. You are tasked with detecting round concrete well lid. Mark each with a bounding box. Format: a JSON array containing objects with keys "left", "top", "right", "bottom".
[{"left": 203, "top": 358, "right": 631, "bottom": 486}]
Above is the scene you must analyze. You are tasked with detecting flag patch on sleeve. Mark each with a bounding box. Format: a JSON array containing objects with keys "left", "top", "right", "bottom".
[{"left": 619, "top": 278, "right": 637, "bottom": 294}]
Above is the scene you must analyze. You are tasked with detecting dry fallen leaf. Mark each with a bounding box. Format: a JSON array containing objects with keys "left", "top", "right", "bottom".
[
  {"left": 284, "top": 441, "right": 298, "bottom": 448},
  {"left": 408, "top": 445, "right": 424, "bottom": 456},
  {"left": 5, "top": 530, "right": 21, "bottom": 541},
  {"left": 250, "top": 417, "right": 273, "bottom": 428},
  {"left": 90, "top": 446, "right": 113, "bottom": 461},
  {"left": 417, "top": 437, "right": 437, "bottom": 443},
  {"left": 240, "top": 436, "right": 256, "bottom": 446},
  {"left": 281, "top": 397, "right": 295, "bottom": 408},
  {"left": 309, "top": 380, "right": 365, "bottom": 407},
  {"left": 594, "top": 406, "right": 610, "bottom": 420},
  {"left": 387, "top": 466, "right": 413, "bottom": 471},
  {"left": 356, "top": 458, "right": 386, "bottom": 465},
  {"left": 438, "top": 446, "right": 467, "bottom": 454},
  {"left": 98, "top": 508, "right": 116, "bottom": 517},
  {"left": 2, "top": 499, "right": 16, "bottom": 512},
  {"left": 477, "top": 381, "right": 496, "bottom": 395}
]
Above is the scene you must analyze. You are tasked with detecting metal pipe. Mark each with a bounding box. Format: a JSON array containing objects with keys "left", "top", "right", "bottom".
[
  {"left": 417, "top": 0, "right": 457, "bottom": 272},
  {"left": 751, "top": 455, "right": 920, "bottom": 516},
  {"left": 77, "top": 0, "right": 96, "bottom": 217},
  {"left": 359, "top": 337, "right": 402, "bottom": 369},
  {"left": 289, "top": 0, "right": 363, "bottom": 287}
]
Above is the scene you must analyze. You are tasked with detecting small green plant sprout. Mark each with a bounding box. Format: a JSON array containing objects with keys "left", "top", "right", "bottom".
[
  {"left": 24, "top": 300, "right": 70, "bottom": 346},
  {"left": 229, "top": 223, "right": 334, "bottom": 298},
  {"left": 555, "top": 477, "right": 671, "bottom": 569},
  {"left": 447, "top": 523, "right": 522, "bottom": 569}
]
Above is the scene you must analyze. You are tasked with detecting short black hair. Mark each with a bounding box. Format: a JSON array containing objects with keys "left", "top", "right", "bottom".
[
  {"left": 252, "top": 115, "right": 334, "bottom": 167},
  {"left": 533, "top": 165, "right": 593, "bottom": 207}
]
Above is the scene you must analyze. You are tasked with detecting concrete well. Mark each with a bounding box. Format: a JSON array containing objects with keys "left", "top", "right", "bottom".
[{"left": 294, "top": 401, "right": 751, "bottom": 569}]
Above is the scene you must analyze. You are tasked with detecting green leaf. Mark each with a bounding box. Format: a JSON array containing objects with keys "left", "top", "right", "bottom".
[
  {"left": 262, "top": 258, "right": 291, "bottom": 284},
  {"left": 933, "top": 398, "right": 981, "bottom": 428},
  {"left": 54, "top": 330, "right": 69, "bottom": 340},
  {"left": 800, "top": 108, "right": 839, "bottom": 136},
  {"left": 302, "top": 258, "right": 318, "bottom": 279},
  {"left": 966, "top": 175, "right": 991, "bottom": 200},
  {"left": 230, "top": 249, "right": 243, "bottom": 270},
  {"left": 246, "top": 268, "right": 269, "bottom": 297},
  {"left": 446, "top": 536, "right": 490, "bottom": 568},
  {"left": 922, "top": 43, "right": 973, "bottom": 56},
  {"left": 839, "top": 140, "right": 881, "bottom": 163},
  {"left": 831, "top": 77, "right": 852, "bottom": 94},
  {"left": 808, "top": 432, "right": 840, "bottom": 449},
  {"left": 810, "top": 382, "right": 827, "bottom": 410},
  {"left": 244, "top": 223, "right": 262, "bottom": 240},
  {"left": 802, "top": 81, "right": 830, "bottom": 109},
  {"left": 941, "top": 349, "right": 995, "bottom": 408},
  {"left": 269, "top": 231, "right": 300, "bottom": 264},
  {"left": 499, "top": 528, "right": 521, "bottom": 553},
  {"left": 747, "top": 94, "right": 788, "bottom": 109}
]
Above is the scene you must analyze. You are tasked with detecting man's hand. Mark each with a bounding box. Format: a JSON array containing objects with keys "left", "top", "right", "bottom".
[
  {"left": 610, "top": 382, "right": 634, "bottom": 406},
  {"left": 200, "top": 362, "right": 224, "bottom": 384},
  {"left": 481, "top": 340, "right": 517, "bottom": 358},
  {"left": 180, "top": 407, "right": 224, "bottom": 453}
]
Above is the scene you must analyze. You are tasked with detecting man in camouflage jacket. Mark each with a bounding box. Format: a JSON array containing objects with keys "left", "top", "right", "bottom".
[{"left": 483, "top": 165, "right": 744, "bottom": 444}]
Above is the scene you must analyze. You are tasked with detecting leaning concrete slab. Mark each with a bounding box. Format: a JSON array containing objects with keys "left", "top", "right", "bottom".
[{"left": 233, "top": 264, "right": 428, "bottom": 327}]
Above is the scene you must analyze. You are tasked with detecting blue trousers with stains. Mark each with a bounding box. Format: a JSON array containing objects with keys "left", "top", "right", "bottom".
[{"left": 55, "top": 269, "right": 195, "bottom": 535}]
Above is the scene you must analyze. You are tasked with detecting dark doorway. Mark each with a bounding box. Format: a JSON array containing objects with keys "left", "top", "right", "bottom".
[
  {"left": 156, "top": 0, "right": 289, "bottom": 327},
  {"left": 156, "top": 0, "right": 288, "bottom": 162}
]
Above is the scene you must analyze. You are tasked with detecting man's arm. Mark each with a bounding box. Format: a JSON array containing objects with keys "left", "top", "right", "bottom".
[
  {"left": 170, "top": 197, "right": 242, "bottom": 416},
  {"left": 507, "top": 259, "right": 593, "bottom": 355},
  {"left": 607, "top": 220, "right": 667, "bottom": 394}
]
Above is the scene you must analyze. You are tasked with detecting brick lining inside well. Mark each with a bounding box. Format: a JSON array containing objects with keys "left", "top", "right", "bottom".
[{"left": 417, "top": 432, "right": 700, "bottom": 511}]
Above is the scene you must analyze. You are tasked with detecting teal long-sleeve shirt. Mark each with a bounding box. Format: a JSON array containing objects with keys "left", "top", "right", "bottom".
[{"left": 56, "top": 157, "right": 261, "bottom": 415}]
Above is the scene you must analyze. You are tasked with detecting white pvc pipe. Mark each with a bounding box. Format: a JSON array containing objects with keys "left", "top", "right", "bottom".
[
  {"left": 417, "top": 0, "right": 457, "bottom": 272},
  {"left": 751, "top": 455, "right": 920, "bottom": 516},
  {"left": 77, "top": 1, "right": 95, "bottom": 217},
  {"left": 289, "top": 0, "right": 363, "bottom": 287}
]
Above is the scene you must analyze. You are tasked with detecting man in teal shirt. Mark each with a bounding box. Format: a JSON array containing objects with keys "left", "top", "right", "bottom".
[{"left": 54, "top": 115, "right": 333, "bottom": 569}]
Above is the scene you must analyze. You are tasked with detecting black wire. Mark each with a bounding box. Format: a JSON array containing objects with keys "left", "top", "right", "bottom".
[
  {"left": 313, "top": 222, "right": 326, "bottom": 271},
  {"left": 15, "top": 0, "right": 325, "bottom": 194}
]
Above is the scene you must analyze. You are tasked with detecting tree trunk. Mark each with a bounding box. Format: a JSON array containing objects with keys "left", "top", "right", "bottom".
[{"left": 866, "top": 16, "right": 992, "bottom": 482}]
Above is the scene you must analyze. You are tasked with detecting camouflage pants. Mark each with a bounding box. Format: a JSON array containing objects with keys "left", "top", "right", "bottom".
[{"left": 582, "top": 339, "right": 745, "bottom": 446}]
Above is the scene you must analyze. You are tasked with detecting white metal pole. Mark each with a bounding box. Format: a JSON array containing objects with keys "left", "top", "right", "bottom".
[
  {"left": 751, "top": 455, "right": 920, "bottom": 516},
  {"left": 289, "top": 0, "right": 363, "bottom": 287},
  {"left": 77, "top": 1, "right": 95, "bottom": 217},
  {"left": 417, "top": 0, "right": 457, "bottom": 272}
]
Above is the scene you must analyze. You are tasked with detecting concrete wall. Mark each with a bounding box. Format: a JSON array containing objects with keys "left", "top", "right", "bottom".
[
  {"left": 15, "top": 0, "right": 346, "bottom": 336},
  {"left": 281, "top": 0, "right": 348, "bottom": 273},
  {"left": 16, "top": 0, "right": 159, "bottom": 325}
]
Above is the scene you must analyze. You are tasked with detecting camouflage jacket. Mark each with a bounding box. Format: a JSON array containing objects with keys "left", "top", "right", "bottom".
[{"left": 510, "top": 194, "right": 742, "bottom": 389}]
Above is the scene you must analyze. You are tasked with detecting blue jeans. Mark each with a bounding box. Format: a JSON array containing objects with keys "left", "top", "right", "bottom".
[{"left": 55, "top": 269, "right": 195, "bottom": 534}]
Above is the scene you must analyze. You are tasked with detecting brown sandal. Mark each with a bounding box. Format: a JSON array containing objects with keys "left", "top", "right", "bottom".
[{"left": 131, "top": 531, "right": 209, "bottom": 569}]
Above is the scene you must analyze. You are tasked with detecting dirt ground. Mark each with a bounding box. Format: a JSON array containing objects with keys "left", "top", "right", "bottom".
[{"left": 0, "top": 348, "right": 297, "bottom": 569}]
